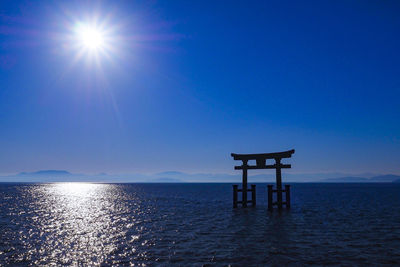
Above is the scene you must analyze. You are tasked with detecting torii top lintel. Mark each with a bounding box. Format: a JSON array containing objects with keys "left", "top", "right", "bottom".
[{"left": 231, "top": 149, "right": 295, "bottom": 170}]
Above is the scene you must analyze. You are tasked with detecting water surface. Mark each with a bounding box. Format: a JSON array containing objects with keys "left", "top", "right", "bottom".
[{"left": 1, "top": 183, "right": 400, "bottom": 266}]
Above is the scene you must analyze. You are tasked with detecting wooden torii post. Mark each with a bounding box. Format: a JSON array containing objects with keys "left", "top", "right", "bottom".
[{"left": 231, "top": 149, "right": 295, "bottom": 211}]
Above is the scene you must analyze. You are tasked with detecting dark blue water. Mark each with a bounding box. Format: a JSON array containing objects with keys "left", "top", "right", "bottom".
[{"left": 1, "top": 183, "right": 400, "bottom": 266}]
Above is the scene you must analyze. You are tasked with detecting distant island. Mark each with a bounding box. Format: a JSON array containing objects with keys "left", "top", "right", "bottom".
[
  {"left": 18, "top": 170, "right": 72, "bottom": 177},
  {"left": 319, "top": 174, "right": 400, "bottom": 183}
]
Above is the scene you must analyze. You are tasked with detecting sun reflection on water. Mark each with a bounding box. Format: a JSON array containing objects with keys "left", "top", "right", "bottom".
[
  {"left": 30, "top": 183, "right": 133, "bottom": 265},
  {"left": 52, "top": 182, "right": 100, "bottom": 196}
]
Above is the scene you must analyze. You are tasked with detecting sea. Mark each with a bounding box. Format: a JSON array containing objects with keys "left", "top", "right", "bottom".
[{"left": 1, "top": 183, "right": 400, "bottom": 266}]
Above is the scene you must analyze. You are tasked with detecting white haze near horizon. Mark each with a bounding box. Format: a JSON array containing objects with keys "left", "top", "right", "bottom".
[{"left": 0, "top": 170, "right": 398, "bottom": 183}]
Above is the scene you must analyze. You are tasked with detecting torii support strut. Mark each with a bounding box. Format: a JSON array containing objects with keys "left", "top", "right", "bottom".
[{"left": 231, "top": 149, "right": 295, "bottom": 211}]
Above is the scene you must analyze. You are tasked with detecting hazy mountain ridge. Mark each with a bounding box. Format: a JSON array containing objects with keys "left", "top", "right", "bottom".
[
  {"left": 319, "top": 175, "right": 400, "bottom": 183},
  {"left": 1, "top": 170, "right": 399, "bottom": 183},
  {"left": 321, "top": 177, "right": 369, "bottom": 182},
  {"left": 18, "top": 170, "right": 72, "bottom": 176}
]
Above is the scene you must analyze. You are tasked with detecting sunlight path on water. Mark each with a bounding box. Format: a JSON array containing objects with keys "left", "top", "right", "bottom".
[{"left": 23, "top": 183, "right": 142, "bottom": 265}]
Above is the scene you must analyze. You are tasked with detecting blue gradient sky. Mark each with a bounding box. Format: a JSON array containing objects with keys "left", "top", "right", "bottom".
[{"left": 1, "top": 1, "right": 399, "bottom": 176}]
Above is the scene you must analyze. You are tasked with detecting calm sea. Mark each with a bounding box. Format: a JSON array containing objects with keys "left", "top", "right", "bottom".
[{"left": 1, "top": 183, "right": 400, "bottom": 266}]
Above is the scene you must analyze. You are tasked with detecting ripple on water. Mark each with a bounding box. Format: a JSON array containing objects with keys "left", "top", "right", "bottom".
[{"left": 0, "top": 183, "right": 400, "bottom": 265}]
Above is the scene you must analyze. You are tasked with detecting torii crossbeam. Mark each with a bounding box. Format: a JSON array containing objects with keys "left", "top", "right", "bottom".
[{"left": 231, "top": 149, "right": 295, "bottom": 210}]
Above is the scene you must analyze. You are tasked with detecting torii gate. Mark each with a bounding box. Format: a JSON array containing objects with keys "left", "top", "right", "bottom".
[{"left": 231, "top": 149, "right": 295, "bottom": 211}]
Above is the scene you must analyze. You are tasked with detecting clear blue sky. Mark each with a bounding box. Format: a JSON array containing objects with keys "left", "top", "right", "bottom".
[{"left": 1, "top": 0, "right": 399, "bottom": 176}]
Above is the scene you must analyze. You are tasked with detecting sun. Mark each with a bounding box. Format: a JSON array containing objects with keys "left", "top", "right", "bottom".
[
  {"left": 75, "top": 24, "right": 105, "bottom": 51},
  {"left": 66, "top": 19, "right": 116, "bottom": 63},
  {"left": 60, "top": 15, "right": 122, "bottom": 66}
]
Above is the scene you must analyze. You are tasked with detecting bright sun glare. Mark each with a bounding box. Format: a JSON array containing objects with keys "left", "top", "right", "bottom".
[
  {"left": 75, "top": 24, "right": 105, "bottom": 50},
  {"left": 63, "top": 16, "right": 120, "bottom": 65}
]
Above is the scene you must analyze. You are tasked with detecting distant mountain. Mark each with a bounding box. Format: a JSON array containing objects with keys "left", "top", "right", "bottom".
[
  {"left": 320, "top": 175, "right": 400, "bottom": 183},
  {"left": 150, "top": 177, "right": 183, "bottom": 183},
  {"left": 320, "top": 176, "right": 369, "bottom": 183},
  {"left": 18, "top": 170, "right": 72, "bottom": 177},
  {"left": 369, "top": 175, "right": 400, "bottom": 182},
  {"left": 393, "top": 179, "right": 400, "bottom": 183}
]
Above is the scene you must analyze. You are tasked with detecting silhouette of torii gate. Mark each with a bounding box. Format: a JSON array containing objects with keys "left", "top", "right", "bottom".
[{"left": 231, "top": 149, "right": 295, "bottom": 211}]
